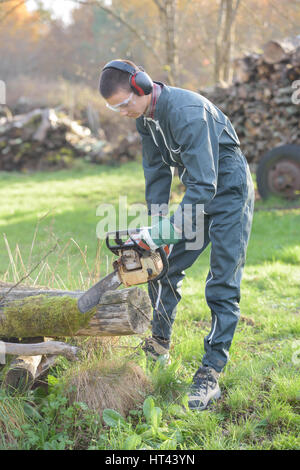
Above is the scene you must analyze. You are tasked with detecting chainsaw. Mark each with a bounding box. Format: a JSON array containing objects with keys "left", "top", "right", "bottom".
[{"left": 77, "top": 229, "right": 169, "bottom": 314}]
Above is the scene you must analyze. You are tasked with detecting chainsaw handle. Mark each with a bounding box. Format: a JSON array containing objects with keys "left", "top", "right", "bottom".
[
  {"left": 106, "top": 229, "right": 144, "bottom": 255},
  {"left": 153, "top": 246, "right": 169, "bottom": 281}
]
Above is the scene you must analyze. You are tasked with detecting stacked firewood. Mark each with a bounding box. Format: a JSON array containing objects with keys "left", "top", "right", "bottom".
[
  {"left": 203, "top": 37, "right": 300, "bottom": 164},
  {"left": 0, "top": 108, "right": 103, "bottom": 171},
  {"left": 0, "top": 108, "right": 141, "bottom": 172}
]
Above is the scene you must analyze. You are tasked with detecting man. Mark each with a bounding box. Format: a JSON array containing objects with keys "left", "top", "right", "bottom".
[{"left": 99, "top": 59, "right": 254, "bottom": 411}]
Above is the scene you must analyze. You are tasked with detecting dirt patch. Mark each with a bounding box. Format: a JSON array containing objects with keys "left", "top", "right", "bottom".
[{"left": 240, "top": 316, "right": 256, "bottom": 326}]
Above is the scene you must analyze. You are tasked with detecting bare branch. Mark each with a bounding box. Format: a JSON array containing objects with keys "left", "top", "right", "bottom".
[
  {"left": 67, "top": 0, "right": 163, "bottom": 65},
  {"left": 2, "top": 341, "right": 80, "bottom": 361},
  {"left": 0, "top": 0, "right": 26, "bottom": 24},
  {"left": 152, "top": 0, "right": 165, "bottom": 14},
  {"left": 267, "top": 0, "right": 300, "bottom": 30}
]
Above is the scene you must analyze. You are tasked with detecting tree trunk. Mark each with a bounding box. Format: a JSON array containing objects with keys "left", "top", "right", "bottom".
[
  {"left": 214, "top": 0, "right": 241, "bottom": 84},
  {"left": 214, "top": 0, "right": 225, "bottom": 84},
  {"left": 0, "top": 285, "right": 151, "bottom": 338},
  {"left": 154, "top": 0, "right": 179, "bottom": 85},
  {"left": 164, "top": 0, "right": 179, "bottom": 85}
]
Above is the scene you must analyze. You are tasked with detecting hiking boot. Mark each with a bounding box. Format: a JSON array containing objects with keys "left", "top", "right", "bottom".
[
  {"left": 188, "top": 366, "right": 221, "bottom": 411},
  {"left": 142, "top": 336, "right": 170, "bottom": 365}
]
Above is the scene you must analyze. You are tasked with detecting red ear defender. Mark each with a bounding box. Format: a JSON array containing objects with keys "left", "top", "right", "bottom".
[
  {"left": 102, "top": 60, "right": 153, "bottom": 96},
  {"left": 130, "top": 72, "right": 146, "bottom": 96},
  {"left": 130, "top": 70, "right": 153, "bottom": 96}
]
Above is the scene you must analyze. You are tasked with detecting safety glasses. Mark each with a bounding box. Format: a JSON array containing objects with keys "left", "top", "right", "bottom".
[{"left": 106, "top": 92, "right": 134, "bottom": 112}]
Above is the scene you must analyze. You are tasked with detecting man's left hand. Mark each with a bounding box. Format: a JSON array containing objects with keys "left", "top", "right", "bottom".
[{"left": 127, "top": 216, "right": 181, "bottom": 251}]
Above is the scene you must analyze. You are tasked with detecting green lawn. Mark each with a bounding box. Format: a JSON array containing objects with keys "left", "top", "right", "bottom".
[{"left": 0, "top": 161, "right": 299, "bottom": 450}]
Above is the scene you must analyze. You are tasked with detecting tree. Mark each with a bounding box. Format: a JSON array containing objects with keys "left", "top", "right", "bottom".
[
  {"left": 214, "top": 0, "right": 241, "bottom": 84},
  {"left": 152, "top": 0, "right": 179, "bottom": 84},
  {"left": 0, "top": 0, "right": 42, "bottom": 80},
  {"left": 2, "top": 0, "right": 300, "bottom": 97},
  {"left": 70, "top": 0, "right": 180, "bottom": 84}
]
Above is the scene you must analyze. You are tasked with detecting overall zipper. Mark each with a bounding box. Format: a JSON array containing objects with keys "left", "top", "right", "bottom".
[{"left": 144, "top": 117, "right": 182, "bottom": 166}]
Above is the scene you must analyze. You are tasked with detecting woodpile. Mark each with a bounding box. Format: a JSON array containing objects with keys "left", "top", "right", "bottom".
[
  {"left": 0, "top": 108, "right": 101, "bottom": 171},
  {"left": 89, "top": 132, "right": 141, "bottom": 165},
  {"left": 203, "top": 36, "right": 300, "bottom": 164},
  {"left": 0, "top": 108, "right": 141, "bottom": 172}
]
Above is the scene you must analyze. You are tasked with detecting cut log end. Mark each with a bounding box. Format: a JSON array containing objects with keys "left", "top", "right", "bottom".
[
  {"left": 126, "top": 287, "right": 152, "bottom": 334},
  {"left": 77, "top": 287, "right": 152, "bottom": 336},
  {"left": 4, "top": 355, "right": 42, "bottom": 391},
  {"left": 263, "top": 37, "right": 300, "bottom": 64}
]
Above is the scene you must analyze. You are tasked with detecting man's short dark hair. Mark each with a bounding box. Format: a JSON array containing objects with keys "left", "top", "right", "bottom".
[{"left": 99, "top": 59, "right": 139, "bottom": 99}]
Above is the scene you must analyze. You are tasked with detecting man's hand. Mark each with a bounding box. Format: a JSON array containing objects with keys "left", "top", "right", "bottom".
[
  {"left": 124, "top": 215, "right": 180, "bottom": 253},
  {"left": 126, "top": 216, "right": 181, "bottom": 251},
  {"left": 149, "top": 215, "right": 182, "bottom": 248}
]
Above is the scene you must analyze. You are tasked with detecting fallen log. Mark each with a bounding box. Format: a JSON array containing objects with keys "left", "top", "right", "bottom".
[{"left": 0, "top": 286, "right": 151, "bottom": 338}]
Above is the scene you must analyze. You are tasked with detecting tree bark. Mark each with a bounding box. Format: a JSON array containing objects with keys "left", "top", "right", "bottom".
[{"left": 0, "top": 285, "right": 151, "bottom": 338}]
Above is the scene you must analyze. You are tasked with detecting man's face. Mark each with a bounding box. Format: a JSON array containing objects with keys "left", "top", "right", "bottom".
[{"left": 105, "top": 88, "right": 151, "bottom": 119}]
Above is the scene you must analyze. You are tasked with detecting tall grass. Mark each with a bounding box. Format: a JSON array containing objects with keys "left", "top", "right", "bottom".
[{"left": 0, "top": 390, "right": 33, "bottom": 449}]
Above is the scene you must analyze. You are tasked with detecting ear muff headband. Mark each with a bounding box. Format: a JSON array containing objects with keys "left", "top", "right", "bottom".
[{"left": 102, "top": 60, "right": 153, "bottom": 96}]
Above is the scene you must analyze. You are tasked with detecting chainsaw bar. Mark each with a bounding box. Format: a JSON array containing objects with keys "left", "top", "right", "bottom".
[{"left": 77, "top": 270, "right": 121, "bottom": 314}]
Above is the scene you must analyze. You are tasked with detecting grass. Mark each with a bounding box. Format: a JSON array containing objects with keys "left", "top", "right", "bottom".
[{"left": 0, "top": 160, "right": 299, "bottom": 450}]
